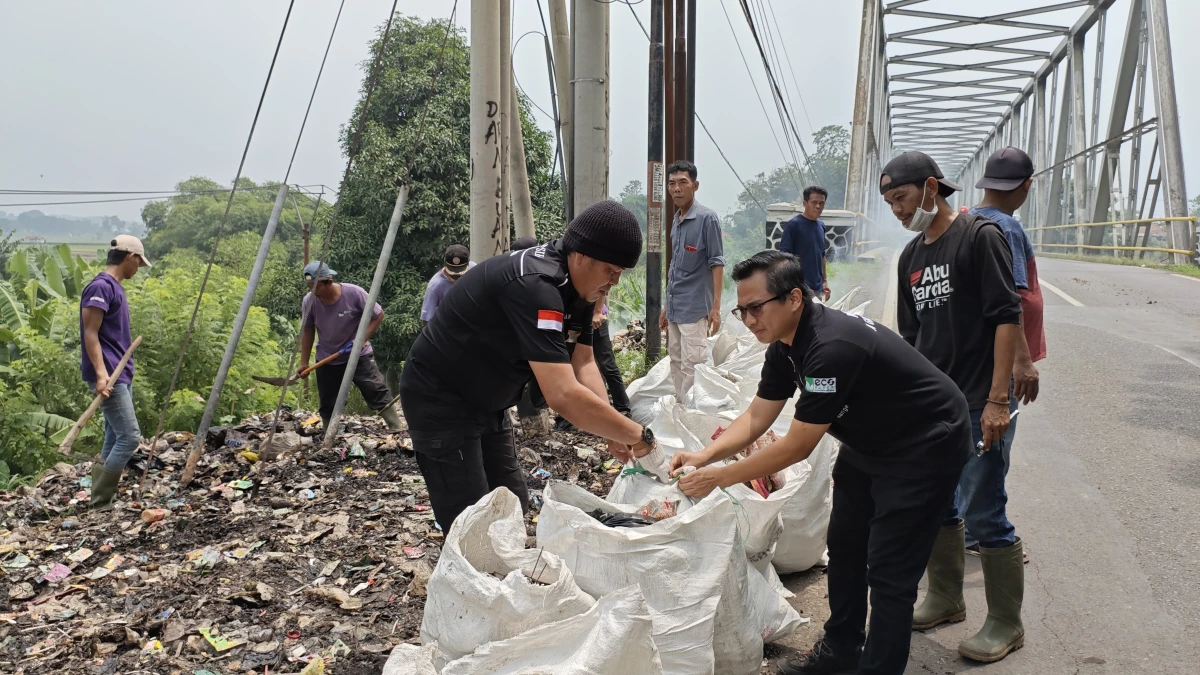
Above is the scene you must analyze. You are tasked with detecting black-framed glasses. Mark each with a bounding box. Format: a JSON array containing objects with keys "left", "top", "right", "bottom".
[{"left": 731, "top": 294, "right": 785, "bottom": 321}]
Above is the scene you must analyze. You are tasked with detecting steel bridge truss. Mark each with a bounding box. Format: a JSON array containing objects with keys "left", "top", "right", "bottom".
[{"left": 846, "top": 0, "right": 1193, "bottom": 263}]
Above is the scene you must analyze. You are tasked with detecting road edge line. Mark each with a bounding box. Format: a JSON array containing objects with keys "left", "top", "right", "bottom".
[
  {"left": 1040, "top": 280, "right": 1084, "bottom": 307},
  {"left": 1171, "top": 273, "right": 1200, "bottom": 284},
  {"left": 1157, "top": 345, "right": 1200, "bottom": 371}
]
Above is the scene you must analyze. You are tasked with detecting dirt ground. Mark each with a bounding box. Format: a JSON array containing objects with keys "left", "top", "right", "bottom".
[{"left": 0, "top": 410, "right": 616, "bottom": 675}]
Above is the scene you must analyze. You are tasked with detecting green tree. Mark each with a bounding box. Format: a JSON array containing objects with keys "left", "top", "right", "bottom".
[
  {"left": 618, "top": 180, "right": 648, "bottom": 232},
  {"left": 726, "top": 124, "right": 851, "bottom": 245},
  {"left": 328, "top": 14, "right": 563, "bottom": 372},
  {"left": 807, "top": 124, "right": 849, "bottom": 209},
  {"left": 140, "top": 177, "right": 329, "bottom": 261}
]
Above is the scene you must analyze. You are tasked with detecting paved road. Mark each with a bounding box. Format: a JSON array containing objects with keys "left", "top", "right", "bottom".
[{"left": 773, "top": 257, "right": 1200, "bottom": 674}]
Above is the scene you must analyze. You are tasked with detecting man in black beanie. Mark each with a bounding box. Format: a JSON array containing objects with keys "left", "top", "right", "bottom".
[{"left": 399, "top": 201, "right": 660, "bottom": 532}]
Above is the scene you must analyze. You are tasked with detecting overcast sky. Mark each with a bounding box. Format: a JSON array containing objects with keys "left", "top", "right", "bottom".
[{"left": 1, "top": 0, "right": 1195, "bottom": 224}]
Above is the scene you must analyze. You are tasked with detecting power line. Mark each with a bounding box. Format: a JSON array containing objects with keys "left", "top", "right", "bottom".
[
  {"left": 0, "top": 185, "right": 326, "bottom": 196},
  {"left": 512, "top": 30, "right": 556, "bottom": 122},
  {"left": 622, "top": 1, "right": 772, "bottom": 212},
  {"left": 0, "top": 186, "right": 331, "bottom": 208},
  {"left": 738, "top": 0, "right": 813, "bottom": 173},
  {"left": 150, "top": 0, "right": 299, "bottom": 485},
  {"left": 747, "top": 0, "right": 804, "bottom": 174},
  {"left": 762, "top": 0, "right": 815, "bottom": 135},
  {"left": 717, "top": 0, "right": 797, "bottom": 187}
]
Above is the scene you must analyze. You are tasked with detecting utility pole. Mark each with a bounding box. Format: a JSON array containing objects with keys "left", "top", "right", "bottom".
[
  {"left": 672, "top": 1, "right": 688, "bottom": 162},
  {"left": 646, "top": 0, "right": 665, "bottom": 361},
  {"left": 685, "top": 0, "right": 696, "bottom": 161},
  {"left": 499, "top": 0, "right": 512, "bottom": 250},
  {"left": 1146, "top": 0, "right": 1193, "bottom": 264},
  {"left": 548, "top": 0, "right": 571, "bottom": 197},
  {"left": 469, "top": 0, "right": 502, "bottom": 262},
  {"left": 509, "top": 67, "right": 537, "bottom": 239},
  {"left": 572, "top": 0, "right": 609, "bottom": 215}
]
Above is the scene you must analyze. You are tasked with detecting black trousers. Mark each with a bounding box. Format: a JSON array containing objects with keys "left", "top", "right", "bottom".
[
  {"left": 398, "top": 383, "right": 530, "bottom": 534},
  {"left": 593, "top": 320, "right": 630, "bottom": 413},
  {"left": 315, "top": 354, "right": 393, "bottom": 423},
  {"left": 822, "top": 453, "right": 961, "bottom": 675}
]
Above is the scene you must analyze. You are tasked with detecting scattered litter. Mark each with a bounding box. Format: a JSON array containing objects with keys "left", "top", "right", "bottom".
[
  {"left": 0, "top": 406, "right": 623, "bottom": 673},
  {"left": 198, "top": 627, "right": 244, "bottom": 652},
  {"left": 42, "top": 563, "right": 72, "bottom": 583},
  {"left": 636, "top": 499, "right": 679, "bottom": 521},
  {"left": 141, "top": 508, "right": 171, "bottom": 524}
]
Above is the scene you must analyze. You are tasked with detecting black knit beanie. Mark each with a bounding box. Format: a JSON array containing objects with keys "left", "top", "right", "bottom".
[{"left": 561, "top": 200, "right": 643, "bottom": 268}]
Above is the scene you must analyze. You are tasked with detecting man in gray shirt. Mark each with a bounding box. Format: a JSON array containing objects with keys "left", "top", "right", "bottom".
[{"left": 657, "top": 160, "right": 725, "bottom": 403}]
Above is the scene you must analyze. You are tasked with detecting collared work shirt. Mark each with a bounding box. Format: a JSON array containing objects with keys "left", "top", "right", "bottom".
[{"left": 667, "top": 200, "right": 725, "bottom": 324}]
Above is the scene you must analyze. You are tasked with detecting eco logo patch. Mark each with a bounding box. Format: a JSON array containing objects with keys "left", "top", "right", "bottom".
[{"left": 803, "top": 377, "right": 836, "bottom": 394}]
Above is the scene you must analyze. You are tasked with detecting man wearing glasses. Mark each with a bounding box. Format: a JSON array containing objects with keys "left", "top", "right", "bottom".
[
  {"left": 669, "top": 250, "right": 970, "bottom": 675},
  {"left": 399, "top": 201, "right": 660, "bottom": 533}
]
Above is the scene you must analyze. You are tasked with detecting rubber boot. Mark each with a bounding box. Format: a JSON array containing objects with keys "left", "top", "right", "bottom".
[
  {"left": 379, "top": 404, "right": 403, "bottom": 431},
  {"left": 912, "top": 519, "right": 967, "bottom": 630},
  {"left": 89, "top": 466, "right": 123, "bottom": 510},
  {"left": 959, "top": 537, "right": 1025, "bottom": 662}
]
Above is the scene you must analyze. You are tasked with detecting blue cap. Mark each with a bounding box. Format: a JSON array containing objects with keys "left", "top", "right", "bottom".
[{"left": 302, "top": 261, "right": 337, "bottom": 282}]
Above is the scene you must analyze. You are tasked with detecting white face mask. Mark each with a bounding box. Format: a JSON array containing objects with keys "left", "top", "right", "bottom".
[{"left": 906, "top": 182, "right": 938, "bottom": 233}]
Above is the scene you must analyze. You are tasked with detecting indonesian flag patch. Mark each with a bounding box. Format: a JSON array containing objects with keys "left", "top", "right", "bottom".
[{"left": 537, "top": 309, "right": 564, "bottom": 331}]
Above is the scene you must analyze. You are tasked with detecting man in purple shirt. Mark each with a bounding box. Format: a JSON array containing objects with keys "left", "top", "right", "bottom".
[
  {"left": 81, "top": 235, "right": 151, "bottom": 509},
  {"left": 420, "top": 244, "right": 475, "bottom": 326},
  {"left": 299, "top": 262, "right": 402, "bottom": 431}
]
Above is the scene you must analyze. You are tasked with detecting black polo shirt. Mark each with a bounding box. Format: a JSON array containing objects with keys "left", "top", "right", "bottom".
[
  {"left": 756, "top": 303, "right": 970, "bottom": 476},
  {"left": 402, "top": 240, "right": 594, "bottom": 414}
]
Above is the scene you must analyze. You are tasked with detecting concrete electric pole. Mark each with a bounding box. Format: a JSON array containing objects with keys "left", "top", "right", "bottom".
[
  {"left": 499, "top": 0, "right": 512, "bottom": 252},
  {"left": 469, "top": 0, "right": 502, "bottom": 262},
  {"left": 571, "top": 0, "right": 609, "bottom": 215},
  {"left": 509, "top": 67, "right": 537, "bottom": 240},
  {"left": 548, "top": 0, "right": 571, "bottom": 198}
]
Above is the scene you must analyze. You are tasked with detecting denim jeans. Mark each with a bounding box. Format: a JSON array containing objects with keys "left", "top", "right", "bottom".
[
  {"left": 948, "top": 393, "right": 1019, "bottom": 549},
  {"left": 94, "top": 383, "right": 141, "bottom": 473}
]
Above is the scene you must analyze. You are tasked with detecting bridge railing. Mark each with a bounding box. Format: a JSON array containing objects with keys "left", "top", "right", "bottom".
[{"left": 1027, "top": 216, "right": 1197, "bottom": 261}]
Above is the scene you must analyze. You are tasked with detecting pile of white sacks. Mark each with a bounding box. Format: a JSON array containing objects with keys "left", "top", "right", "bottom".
[{"left": 385, "top": 292, "right": 869, "bottom": 675}]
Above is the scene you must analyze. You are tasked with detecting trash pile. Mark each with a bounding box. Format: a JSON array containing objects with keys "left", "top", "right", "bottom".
[
  {"left": 0, "top": 409, "right": 611, "bottom": 675},
  {"left": 610, "top": 319, "right": 648, "bottom": 353},
  {"left": 382, "top": 292, "right": 871, "bottom": 675}
]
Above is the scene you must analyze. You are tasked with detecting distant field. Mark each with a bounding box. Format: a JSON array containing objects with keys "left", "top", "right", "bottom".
[{"left": 17, "top": 240, "right": 108, "bottom": 261}]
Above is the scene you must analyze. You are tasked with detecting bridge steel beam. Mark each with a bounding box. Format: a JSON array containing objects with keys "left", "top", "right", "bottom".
[
  {"left": 846, "top": 0, "right": 891, "bottom": 241},
  {"left": 868, "top": 0, "right": 1190, "bottom": 263}
]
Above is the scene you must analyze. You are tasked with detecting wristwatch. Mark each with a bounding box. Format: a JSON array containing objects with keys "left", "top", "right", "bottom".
[{"left": 630, "top": 425, "right": 655, "bottom": 455}]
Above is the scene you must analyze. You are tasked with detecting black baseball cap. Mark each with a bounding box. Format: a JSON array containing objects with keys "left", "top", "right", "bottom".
[
  {"left": 880, "top": 151, "right": 961, "bottom": 195},
  {"left": 976, "top": 146, "right": 1034, "bottom": 191},
  {"left": 443, "top": 244, "right": 470, "bottom": 277}
]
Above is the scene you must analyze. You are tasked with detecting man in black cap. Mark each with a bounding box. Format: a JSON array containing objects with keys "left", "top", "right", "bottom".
[
  {"left": 419, "top": 244, "right": 475, "bottom": 327},
  {"left": 881, "top": 151, "right": 1026, "bottom": 663},
  {"left": 399, "top": 201, "right": 658, "bottom": 533}
]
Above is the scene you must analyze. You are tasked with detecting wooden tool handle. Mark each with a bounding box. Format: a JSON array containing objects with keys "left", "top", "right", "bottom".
[
  {"left": 58, "top": 336, "right": 143, "bottom": 454},
  {"left": 298, "top": 349, "right": 343, "bottom": 377}
]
